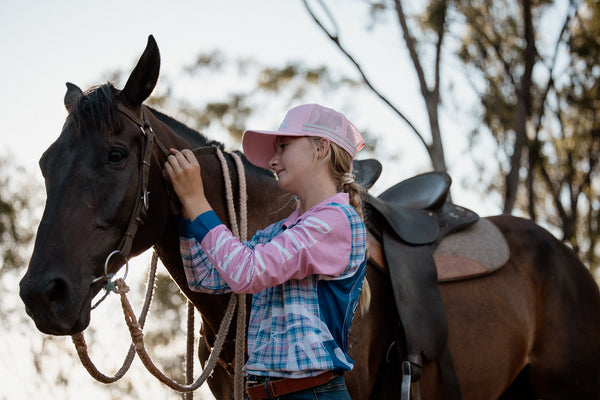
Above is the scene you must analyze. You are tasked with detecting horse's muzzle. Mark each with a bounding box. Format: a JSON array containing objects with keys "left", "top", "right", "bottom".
[{"left": 19, "top": 273, "right": 92, "bottom": 335}]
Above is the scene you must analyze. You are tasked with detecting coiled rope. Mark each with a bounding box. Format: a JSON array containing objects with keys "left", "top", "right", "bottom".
[{"left": 72, "top": 147, "right": 248, "bottom": 400}]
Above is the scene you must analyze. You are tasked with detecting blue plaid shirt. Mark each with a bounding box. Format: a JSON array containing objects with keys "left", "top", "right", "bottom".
[{"left": 178, "top": 193, "right": 367, "bottom": 378}]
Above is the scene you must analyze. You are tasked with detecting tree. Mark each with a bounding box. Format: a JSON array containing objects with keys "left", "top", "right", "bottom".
[
  {"left": 0, "top": 154, "right": 38, "bottom": 275},
  {"left": 302, "top": 0, "right": 451, "bottom": 172},
  {"left": 297, "top": 0, "right": 600, "bottom": 273},
  {"left": 454, "top": 0, "right": 600, "bottom": 272},
  {"left": 128, "top": 53, "right": 367, "bottom": 147}
]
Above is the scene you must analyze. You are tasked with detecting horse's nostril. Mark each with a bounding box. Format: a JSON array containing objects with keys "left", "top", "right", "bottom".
[{"left": 42, "top": 278, "right": 71, "bottom": 313}]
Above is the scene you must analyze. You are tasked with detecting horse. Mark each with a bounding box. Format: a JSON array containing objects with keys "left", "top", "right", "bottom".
[{"left": 20, "top": 36, "right": 600, "bottom": 399}]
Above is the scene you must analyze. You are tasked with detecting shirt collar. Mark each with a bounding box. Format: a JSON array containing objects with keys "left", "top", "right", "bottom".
[{"left": 282, "top": 192, "right": 350, "bottom": 229}]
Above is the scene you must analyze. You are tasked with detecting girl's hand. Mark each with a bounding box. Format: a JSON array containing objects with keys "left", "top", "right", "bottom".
[{"left": 163, "top": 148, "right": 212, "bottom": 220}]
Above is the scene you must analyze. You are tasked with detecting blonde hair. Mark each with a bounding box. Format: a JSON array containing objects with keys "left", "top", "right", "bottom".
[{"left": 313, "top": 138, "right": 371, "bottom": 315}]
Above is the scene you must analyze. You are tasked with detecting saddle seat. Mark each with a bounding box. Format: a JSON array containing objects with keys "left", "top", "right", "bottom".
[
  {"left": 378, "top": 171, "right": 451, "bottom": 210},
  {"left": 366, "top": 172, "right": 475, "bottom": 245}
]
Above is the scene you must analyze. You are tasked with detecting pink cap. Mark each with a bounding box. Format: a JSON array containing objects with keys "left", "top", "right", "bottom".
[{"left": 242, "top": 104, "right": 365, "bottom": 170}]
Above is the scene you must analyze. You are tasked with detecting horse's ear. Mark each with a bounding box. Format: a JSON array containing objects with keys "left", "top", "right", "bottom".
[
  {"left": 121, "top": 35, "right": 161, "bottom": 107},
  {"left": 64, "top": 82, "right": 83, "bottom": 113}
]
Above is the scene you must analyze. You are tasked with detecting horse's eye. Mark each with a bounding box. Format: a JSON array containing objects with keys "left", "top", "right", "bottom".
[{"left": 107, "top": 147, "right": 127, "bottom": 164}]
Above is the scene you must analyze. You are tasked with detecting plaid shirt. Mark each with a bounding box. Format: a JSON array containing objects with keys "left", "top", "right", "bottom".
[{"left": 178, "top": 193, "right": 367, "bottom": 378}]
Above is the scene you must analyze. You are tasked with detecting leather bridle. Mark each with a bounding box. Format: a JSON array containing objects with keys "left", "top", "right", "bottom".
[{"left": 91, "top": 104, "right": 215, "bottom": 285}]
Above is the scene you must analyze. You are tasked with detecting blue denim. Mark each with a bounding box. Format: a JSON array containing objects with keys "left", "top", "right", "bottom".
[{"left": 246, "top": 376, "right": 351, "bottom": 400}]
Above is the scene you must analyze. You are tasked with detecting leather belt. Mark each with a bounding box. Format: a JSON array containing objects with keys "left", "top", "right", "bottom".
[{"left": 246, "top": 371, "right": 340, "bottom": 400}]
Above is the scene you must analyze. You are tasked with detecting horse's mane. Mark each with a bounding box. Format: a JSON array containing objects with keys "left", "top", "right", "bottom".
[
  {"left": 71, "top": 84, "right": 121, "bottom": 135},
  {"left": 148, "top": 107, "right": 276, "bottom": 179},
  {"left": 70, "top": 83, "right": 273, "bottom": 178},
  {"left": 71, "top": 83, "right": 225, "bottom": 151},
  {"left": 148, "top": 107, "right": 224, "bottom": 150}
]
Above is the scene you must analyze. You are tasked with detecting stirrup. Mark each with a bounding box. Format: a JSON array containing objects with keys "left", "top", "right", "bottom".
[{"left": 401, "top": 361, "right": 411, "bottom": 400}]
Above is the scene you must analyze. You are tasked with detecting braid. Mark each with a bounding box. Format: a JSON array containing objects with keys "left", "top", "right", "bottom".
[
  {"left": 344, "top": 181, "right": 365, "bottom": 221},
  {"left": 326, "top": 142, "right": 371, "bottom": 315}
]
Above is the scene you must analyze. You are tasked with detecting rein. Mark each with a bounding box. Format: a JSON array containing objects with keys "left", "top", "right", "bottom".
[
  {"left": 91, "top": 105, "right": 216, "bottom": 287},
  {"left": 72, "top": 104, "right": 247, "bottom": 399}
]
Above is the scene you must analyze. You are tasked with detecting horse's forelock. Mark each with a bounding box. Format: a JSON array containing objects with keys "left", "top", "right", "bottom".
[{"left": 71, "top": 83, "right": 122, "bottom": 137}]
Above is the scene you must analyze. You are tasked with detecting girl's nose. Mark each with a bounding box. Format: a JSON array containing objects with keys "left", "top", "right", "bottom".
[{"left": 269, "top": 154, "right": 279, "bottom": 170}]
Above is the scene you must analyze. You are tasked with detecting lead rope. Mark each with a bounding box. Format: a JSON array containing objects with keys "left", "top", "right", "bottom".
[
  {"left": 71, "top": 250, "right": 160, "bottom": 383},
  {"left": 72, "top": 245, "right": 236, "bottom": 393},
  {"left": 72, "top": 147, "right": 248, "bottom": 400},
  {"left": 185, "top": 301, "right": 195, "bottom": 400},
  {"left": 215, "top": 149, "right": 248, "bottom": 400}
]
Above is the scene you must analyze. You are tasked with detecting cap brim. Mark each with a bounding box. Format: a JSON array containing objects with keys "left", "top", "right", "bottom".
[{"left": 242, "top": 130, "right": 280, "bottom": 170}]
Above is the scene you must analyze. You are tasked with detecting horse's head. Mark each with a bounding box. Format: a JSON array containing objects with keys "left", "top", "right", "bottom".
[{"left": 19, "top": 36, "right": 170, "bottom": 335}]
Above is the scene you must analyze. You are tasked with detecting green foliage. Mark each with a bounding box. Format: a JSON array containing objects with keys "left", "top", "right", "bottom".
[
  {"left": 145, "top": 52, "right": 362, "bottom": 144},
  {"left": 0, "top": 155, "right": 40, "bottom": 273},
  {"left": 453, "top": 0, "right": 600, "bottom": 273},
  {"left": 422, "top": 0, "right": 448, "bottom": 31}
]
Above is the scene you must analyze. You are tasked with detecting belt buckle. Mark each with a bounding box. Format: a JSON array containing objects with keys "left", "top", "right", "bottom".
[
  {"left": 246, "top": 379, "right": 260, "bottom": 386},
  {"left": 246, "top": 375, "right": 269, "bottom": 387}
]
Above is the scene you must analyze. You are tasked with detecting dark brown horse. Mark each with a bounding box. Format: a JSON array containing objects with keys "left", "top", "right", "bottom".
[{"left": 20, "top": 36, "right": 600, "bottom": 399}]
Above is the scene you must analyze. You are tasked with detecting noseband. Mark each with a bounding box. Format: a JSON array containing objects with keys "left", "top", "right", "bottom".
[{"left": 91, "top": 104, "right": 215, "bottom": 287}]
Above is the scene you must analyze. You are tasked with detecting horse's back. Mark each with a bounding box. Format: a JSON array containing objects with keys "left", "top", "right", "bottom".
[
  {"left": 348, "top": 214, "right": 600, "bottom": 399},
  {"left": 425, "top": 216, "right": 540, "bottom": 398},
  {"left": 430, "top": 215, "right": 600, "bottom": 399},
  {"left": 490, "top": 215, "right": 600, "bottom": 399}
]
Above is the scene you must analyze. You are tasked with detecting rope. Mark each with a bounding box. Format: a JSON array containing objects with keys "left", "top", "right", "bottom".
[
  {"left": 117, "top": 277, "right": 238, "bottom": 392},
  {"left": 185, "top": 301, "right": 195, "bottom": 400},
  {"left": 216, "top": 149, "right": 248, "bottom": 400},
  {"left": 71, "top": 250, "right": 159, "bottom": 383},
  {"left": 232, "top": 152, "right": 248, "bottom": 242},
  {"left": 73, "top": 148, "right": 249, "bottom": 399},
  {"left": 215, "top": 149, "right": 240, "bottom": 238}
]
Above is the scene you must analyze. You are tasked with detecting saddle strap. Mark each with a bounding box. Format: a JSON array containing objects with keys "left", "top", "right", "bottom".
[
  {"left": 383, "top": 229, "right": 449, "bottom": 362},
  {"left": 437, "top": 345, "right": 463, "bottom": 400}
]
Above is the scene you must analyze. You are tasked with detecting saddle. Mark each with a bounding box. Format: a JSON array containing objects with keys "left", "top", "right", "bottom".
[
  {"left": 364, "top": 172, "right": 480, "bottom": 400},
  {"left": 352, "top": 158, "right": 382, "bottom": 190}
]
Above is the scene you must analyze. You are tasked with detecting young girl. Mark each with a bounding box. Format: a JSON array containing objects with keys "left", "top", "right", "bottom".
[{"left": 164, "top": 103, "right": 367, "bottom": 399}]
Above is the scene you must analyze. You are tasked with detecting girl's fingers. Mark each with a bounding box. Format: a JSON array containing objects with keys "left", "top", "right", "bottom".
[
  {"left": 164, "top": 148, "right": 202, "bottom": 186},
  {"left": 170, "top": 149, "right": 199, "bottom": 170},
  {"left": 165, "top": 154, "right": 182, "bottom": 174},
  {"left": 181, "top": 149, "right": 198, "bottom": 165}
]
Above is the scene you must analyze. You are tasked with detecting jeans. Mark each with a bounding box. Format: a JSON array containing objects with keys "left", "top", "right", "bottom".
[{"left": 246, "top": 376, "right": 351, "bottom": 400}]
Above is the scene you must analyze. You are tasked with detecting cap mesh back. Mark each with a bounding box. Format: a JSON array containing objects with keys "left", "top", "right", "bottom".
[{"left": 308, "top": 106, "right": 343, "bottom": 134}]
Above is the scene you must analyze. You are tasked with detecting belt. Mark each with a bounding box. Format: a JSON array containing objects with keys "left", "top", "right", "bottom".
[{"left": 246, "top": 371, "right": 340, "bottom": 400}]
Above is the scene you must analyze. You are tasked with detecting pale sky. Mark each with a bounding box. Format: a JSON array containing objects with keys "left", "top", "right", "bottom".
[
  {"left": 1, "top": 0, "right": 490, "bottom": 193},
  {"left": 1, "top": 1, "right": 500, "bottom": 398}
]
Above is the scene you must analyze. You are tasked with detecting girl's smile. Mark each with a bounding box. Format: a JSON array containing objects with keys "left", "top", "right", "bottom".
[
  {"left": 269, "top": 135, "right": 337, "bottom": 215},
  {"left": 269, "top": 136, "right": 314, "bottom": 190}
]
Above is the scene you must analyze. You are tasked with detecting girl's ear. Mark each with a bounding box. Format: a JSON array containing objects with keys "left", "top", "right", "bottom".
[{"left": 316, "top": 138, "right": 331, "bottom": 160}]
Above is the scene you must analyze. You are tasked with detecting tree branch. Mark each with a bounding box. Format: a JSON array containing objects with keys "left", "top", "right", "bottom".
[
  {"left": 301, "top": 0, "right": 430, "bottom": 151},
  {"left": 393, "top": 0, "right": 431, "bottom": 97},
  {"left": 432, "top": 0, "right": 449, "bottom": 97}
]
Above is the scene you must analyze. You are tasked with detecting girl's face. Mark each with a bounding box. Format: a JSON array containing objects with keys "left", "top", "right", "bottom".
[{"left": 269, "top": 136, "right": 316, "bottom": 194}]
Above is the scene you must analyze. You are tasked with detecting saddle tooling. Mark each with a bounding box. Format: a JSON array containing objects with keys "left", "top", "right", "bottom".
[{"left": 357, "top": 167, "right": 510, "bottom": 400}]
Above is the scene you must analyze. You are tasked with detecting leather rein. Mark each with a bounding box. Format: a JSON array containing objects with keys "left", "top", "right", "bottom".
[
  {"left": 91, "top": 104, "right": 215, "bottom": 287},
  {"left": 75, "top": 102, "right": 247, "bottom": 398}
]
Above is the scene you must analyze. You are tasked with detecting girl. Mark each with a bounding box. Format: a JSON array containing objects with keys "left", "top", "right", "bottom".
[{"left": 164, "top": 103, "right": 367, "bottom": 399}]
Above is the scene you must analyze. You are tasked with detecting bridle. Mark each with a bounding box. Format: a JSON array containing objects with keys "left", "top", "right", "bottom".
[
  {"left": 91, "top": 103, "right": 215, "bottom": 287},
  {"left": 79, "top": 101, "right": 248, "bottom": 398}
]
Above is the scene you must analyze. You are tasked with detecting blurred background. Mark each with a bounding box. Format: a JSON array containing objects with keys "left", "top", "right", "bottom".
[{"left": 1, "top": 0, "right": 599, "bottom": 398}]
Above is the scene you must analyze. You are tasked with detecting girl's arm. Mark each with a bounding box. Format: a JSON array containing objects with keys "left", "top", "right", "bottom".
[
  {"left": 177, "top": 216, "right": 281, "bottom": 293},
  {"left": 189, "top": 206, "right": 352, "bottom": 294}
]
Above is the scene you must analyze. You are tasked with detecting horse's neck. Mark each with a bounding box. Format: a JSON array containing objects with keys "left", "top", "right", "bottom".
[
  {"left": 147, "top": 109, "right": 209, "bottom": 150},
  {"left": 143, "top": 109, "right": 234, "bottom": 326}
]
